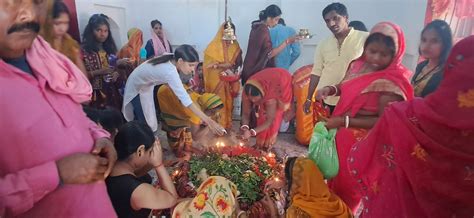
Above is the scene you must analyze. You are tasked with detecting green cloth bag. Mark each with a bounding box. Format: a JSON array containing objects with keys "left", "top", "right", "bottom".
[{"left": 308, "top": 121, "right": 339, "bottom": 179}]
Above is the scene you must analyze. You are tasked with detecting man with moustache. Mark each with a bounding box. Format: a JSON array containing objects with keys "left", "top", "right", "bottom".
[
  {"left": 303, "top": 3, "right": 368, "bottom": 114},
  {"left": 0, "top": 0, "right": 116, "bottom": 217}
]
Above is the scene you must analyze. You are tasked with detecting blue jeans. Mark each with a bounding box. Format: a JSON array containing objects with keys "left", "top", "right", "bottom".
[{"left": 131, "top": 95, "right": 146, "bottom": 123}]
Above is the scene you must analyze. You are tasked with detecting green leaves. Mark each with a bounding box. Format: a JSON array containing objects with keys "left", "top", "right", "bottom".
[{"left": 188, "top": 153, "right": 273, "bottom": 205}]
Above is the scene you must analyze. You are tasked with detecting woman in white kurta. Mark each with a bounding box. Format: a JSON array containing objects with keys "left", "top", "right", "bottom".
[{"left": 123, "top": 45, "right": 226, "bottom": 135}]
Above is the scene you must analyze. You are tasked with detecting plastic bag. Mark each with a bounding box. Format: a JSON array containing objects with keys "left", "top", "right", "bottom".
[{"left": 308, "top": 122, "right": 339, "bottom": 179}]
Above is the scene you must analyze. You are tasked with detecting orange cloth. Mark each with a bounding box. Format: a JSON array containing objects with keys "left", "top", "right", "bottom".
[
  {"left": 293, "top": 64, "right": 315, "bottom": 145},
  {"left": 287, "top": 158, "right": 352, "bottom": 218},
  {"left": 203, "top": 23, "right": 242, "bottom": 129},
  {"left": 118, "top": 28, "right": 143, "bottom": 66}
]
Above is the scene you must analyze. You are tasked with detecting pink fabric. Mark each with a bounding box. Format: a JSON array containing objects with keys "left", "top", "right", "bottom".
[
  {"left": 348, "top": 35, "right": 474, "bottom": 218},
  {"left": 333, "top": 22, "right": 414, "bottom": 116},
  {"left": 0, "top": 38, "right": 114, "bottom": 217},
  {"left": 25, "top": 36, "right": 92, "bottom": 103},
  {"left": 329, "top": 22, "right": 415, "bottom": 212},
  {"left": 151, "top": 29, "right": 171, "bottom": 57}
]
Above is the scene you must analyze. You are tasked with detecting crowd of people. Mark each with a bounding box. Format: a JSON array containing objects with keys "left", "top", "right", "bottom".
[{"left": 1, "top": 0, "right": 472, "bottom": 217}]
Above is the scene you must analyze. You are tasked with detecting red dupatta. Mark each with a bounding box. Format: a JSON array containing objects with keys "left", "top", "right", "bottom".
[
  {"left": 245, "top": 67, "right": 292, "bottom": 111},
  {"left": 349, "top": 36, "right": 474, "bottom": 217},
  {"left": 333, "top": 22, "right": 414, "bottom": 116}
]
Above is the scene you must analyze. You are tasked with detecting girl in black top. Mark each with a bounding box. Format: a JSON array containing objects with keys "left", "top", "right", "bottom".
[
  {"left": 106, "top": 121, "right": 177, "bottom": 218},
  {"left": 412, "top": 20, "right": 452, "bottom": 97}
]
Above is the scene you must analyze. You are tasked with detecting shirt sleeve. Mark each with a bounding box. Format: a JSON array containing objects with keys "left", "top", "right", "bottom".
[
  {"left": 166, "top": 68, "right": 193, "bottom": 107},
  {"left": 0, "top": 161, "right": 60, "bottom": 217},
  {"left": 88, "top": 119, "right": 111, "bottom": 140},
  {"left": 311, "top": 43, "right": 324, "bottom": 76}
]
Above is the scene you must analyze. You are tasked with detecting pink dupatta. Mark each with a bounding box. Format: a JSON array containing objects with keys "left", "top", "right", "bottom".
[
  {"left": 0, "top": 36, "right": 92, "bottom": 103},
  {"left": 328, "top": 22, "right": 414, "bottom": 212},
  {"left": 151, "top": 28, "right": 171, "bottom": 57},
  {"left": 349, "top": 35, "right": 474, "bottom": 218},
  {"left": 333, "top": 22, "right": 414, "bottom": 116}
]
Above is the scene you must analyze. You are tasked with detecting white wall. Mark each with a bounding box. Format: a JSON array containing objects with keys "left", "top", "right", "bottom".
[{"left": 75, "top": 0, "right": 427, "bottom": 71}]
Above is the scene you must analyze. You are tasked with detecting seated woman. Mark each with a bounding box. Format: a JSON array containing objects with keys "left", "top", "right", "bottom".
[
  {"left": 316, "top": 22, "right": 414, "bottom": 211},
  {"left": 106, "top": 121, "right": 178, "bottom": 218},
  {"left": 240, "top": 68, "right": 292, "bottom": 150},
  {"left": 348, "top": 36, "right": 474, "bottom": 218},
  {"left": 158, "top": 83, "right": 224, "bottom": 158},
  {"left": 271, "top": 157, "right": 353, "bottom": 218}
]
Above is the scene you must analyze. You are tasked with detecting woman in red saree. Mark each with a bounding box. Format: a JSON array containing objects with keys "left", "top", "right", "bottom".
[
  {"left": 317, "top": 22, "right": 415, "bottom": 212},
  {"left": 240, "top": 68, "right": 292, "bottom": 150},
  {"left": 347, "top": 35, "right": 474, "bottom": 218}
]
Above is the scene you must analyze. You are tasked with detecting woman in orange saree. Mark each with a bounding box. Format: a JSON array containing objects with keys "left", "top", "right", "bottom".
[
  {"left": 118, "top": 28, "right": 143, "bottom": 67},
  {"left": 318, "top": 22, "right": 415, "bottom": 212},
  {"left": 203, "top": 22, "right": 242, "bottom": 130},
  {"left": 240, "top": 68, "right": 292, "bottom": 150}
]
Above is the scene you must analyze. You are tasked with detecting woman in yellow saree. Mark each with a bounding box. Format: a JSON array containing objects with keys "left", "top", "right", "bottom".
[
  {"left": 265, "top": 157, "right": 353, "bottom": 217},
  {"left": 203, "top": 22, "right": 243, "bottom": 130},
  {"left": 284, "top": 157, "right": 352, "bottom": 218}
]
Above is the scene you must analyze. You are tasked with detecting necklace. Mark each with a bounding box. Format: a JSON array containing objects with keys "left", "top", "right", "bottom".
[{"left": 413, "top": 64, "right": 440, "bottom": 85}]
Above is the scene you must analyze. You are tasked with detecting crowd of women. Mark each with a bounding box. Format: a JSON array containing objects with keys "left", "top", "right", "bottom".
[{"left": 40, "top": 0, "right": 473, "bottom": 217}]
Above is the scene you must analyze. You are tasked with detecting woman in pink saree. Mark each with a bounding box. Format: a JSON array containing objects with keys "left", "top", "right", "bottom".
[
  {"left": 348, "top": 36, "right": 474, "bottom": 218},
  {"left": 318, "top": 22, "right": 415, "bottom": 212}
]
